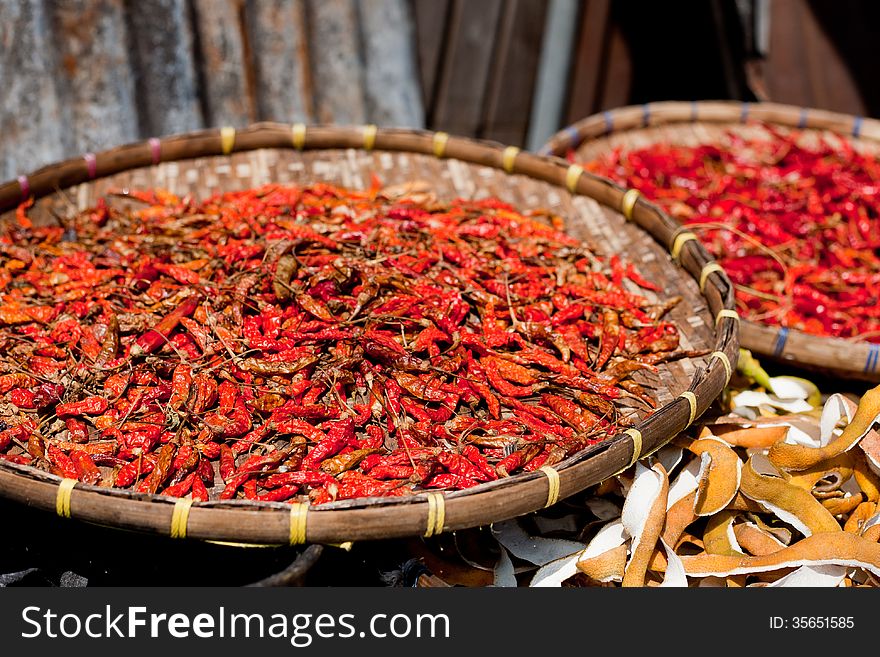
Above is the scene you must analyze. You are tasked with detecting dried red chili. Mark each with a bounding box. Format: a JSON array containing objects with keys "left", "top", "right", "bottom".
[
  {"left": 0, "top": 181, "right": 688, "bottom": 504},
  {"left": 584, "top": 123, "right": 880, "bottom": 340}
]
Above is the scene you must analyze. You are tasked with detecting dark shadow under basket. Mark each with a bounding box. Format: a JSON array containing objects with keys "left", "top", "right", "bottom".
[
  {"left": 542, "top": 100, "right": 880, "bottom": 383},
  {"left": 0, "top": 124, "right": 738, "bottom": 545}
]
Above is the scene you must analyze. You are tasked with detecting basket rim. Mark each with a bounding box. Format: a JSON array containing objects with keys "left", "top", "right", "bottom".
[
  {"left": 541, "top": 100, "right": 880, "bottom": 382},
  {"left": 0, "top": 122, "right": 739, "bottom": 545}
]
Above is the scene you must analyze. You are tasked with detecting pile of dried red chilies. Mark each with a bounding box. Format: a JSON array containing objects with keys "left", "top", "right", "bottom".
[
  {"left": 585, "top": 124, "right": 880, "bottom": 340},
  {"left": 0, "top": 181, "right": 686, "bottom": 504}
]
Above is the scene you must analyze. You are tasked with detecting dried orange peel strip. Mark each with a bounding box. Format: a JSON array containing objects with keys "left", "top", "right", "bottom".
[
  {"left": 739, "top": 454, "right": 841, "bottom": 536},
  {"left": 576, "top": 544, "right": 628, "bottom": 583},
  {"left": 689, "top": 437, "right": 743, "bottom": 516},
  {"left": 680, "top": 531, "right": 880, "bottom": 578},
  {"left": 703, "top": 510, "right": 744, "bottom": 556},
  {"left": 710, "top": 425, "right": 790, "bottom": 448},
  {"left": 733, "top": 521, "right": 788, "bottom": 556},
  {"left": 768, "top": 385, "right": 880, "bottom": 472},
  {"left": 621, "top": 462, "right": 668, "bottom": 587}
]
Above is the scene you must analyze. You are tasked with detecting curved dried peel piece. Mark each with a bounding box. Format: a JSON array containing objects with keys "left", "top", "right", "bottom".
[
  {"left": 655, "top": 445, "right": 684, "bottom": 477},
  {"left": 819, "top": 394, "right": 857, "bottom": 446},
  {"left": 740, "top": 455, "right": 841, "bottom": 536},
  {"left": 853, "top": 452, "right": 880, "bottom": 502},
  {"left": 765, "top": 565, "right": 847, "bottom": 587},
  {"left": 689, "top": 437, "right": 743, "bottom": 516},
  {"left": 583, "top": 519, "right": 629, "bottom": 558},
  {"left": 585, "top": 498, "right": 621, "bottom": 521},
  {"left": 668, "top": 457, "right": 701, "bottom": 508},
  {"left": 748, "top": 514, "right": 793, "bottom": 545},
  {"left": 703, "top": 510, "right": 744, "bottom": 556},
  {"left": 859, "top": 428, "right": 880, "bottom": 478},
  {"left": 621, "top": 463, "right": 669, "bottom": 587},
  {"left": 844, "top": 502, "right": 877, "bottom": 534},
  {"left": 491, "top": 520, "right": 585, "bottom": 566},
  {"left": 658, "top": 539, "right": 687, "bottom": 587},
  {"left": 663, "top": 490, "right": 697, "bottom": 548},
  {"left": 680, "top": 532, "right": 880, "bottom": 578},
  {"left": 732, "top": 390, "right": 812, "bottom": 415},
  {"left": 770, "top": 387, "right": 880, "bottom": 472},
  {"left": 576, "top": 544, "right": 628, "bottom": 583},
  {"left": 786, "top": 452, "right": 854, "bottom": 493},
  {"left": 733, "top": 521, "right": 788, "bottom": 556},
  {"left": 529, "top": 553, "right": 581, "bottom": 587},
  {"left": 823, "top": 495, "right": 865, "bottom": 517},
  {"left": 493, "top": 546, "right": 517, "bottom": 587},
  {"left": 712, "top": 425, "right": 790, "bottom": 449},
  {"left": 769, "top": 376, "right": 821, "bottom": 407}
]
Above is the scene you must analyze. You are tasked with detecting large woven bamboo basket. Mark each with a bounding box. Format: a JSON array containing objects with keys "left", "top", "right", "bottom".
[
  {"left": 542, "top": 100, "right": 880, "bottom": 382},
  {"left": 0, "top": 124, "right": 738, "bottom": 545}
]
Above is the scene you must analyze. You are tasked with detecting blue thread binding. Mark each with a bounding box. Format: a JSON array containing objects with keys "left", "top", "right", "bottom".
[
  {"left": 853, "top": 116, "right": 864, "bottom": 138},
  {"left": 602, "top": 111, "right": 613, "bottom": 134},
  {"left": 797, "top": 107, "right": 808, "bottom": 129},
  {"left": 740, "top": 102, "right": 750, "bottom": 123},
  {"left": 865, "top": 343, "right": 880, "bottom": 374},
  {"left": 773, "top": 327, "right": 789, "bottom": 358}
]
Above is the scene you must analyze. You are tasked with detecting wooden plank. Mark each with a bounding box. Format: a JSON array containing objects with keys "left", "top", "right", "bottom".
[
  {"left": 0, "top": 0, "right": 65, "bottom": 181},
  {"left": 124, "top": 0, "right": 203, "bottom": 137},
  {"left": 410, "top": 0, "right": 451, "bottom": 113},
  {"left": 191, "top": 0, "right": 255, "bottom": 127},
  {"left": 564, "top": 0, "right": 611, "bottom": 125},
  {"left": 430, "top": 0, "right": 503, "bottom": 136},
  {"left": 596, "top": 21, "right": 630, "bottom": 112},
  {"left": 306, "top": 0, "right": 367, "bottom": 125},
  {"left": 358, "top": 0, "right": 425, "bottom": 127},
  {"left": 49, "top": 0, "right": 138, "bottom": 155},
  {"left": 526, "top": 0, "right": 580, "bottom": 151},
  {"left": 244, "top": 0, "right": 313, "bottom": 123},
  {"left": 764, "top": 0, "right": 864, "bottom": 115},
  {"left": 481, "top": 0, "right": 548, "bottom": 146}
]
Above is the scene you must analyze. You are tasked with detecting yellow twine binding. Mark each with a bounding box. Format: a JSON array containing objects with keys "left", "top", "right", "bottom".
[
  {"left": 289, "top": 502, "right": 309, "bottom": 545},
  {"left": 539, "top": 466, "right": 560, "bottom": 508},
  {"left": 220, "top": 126, "right": 236, "bottom": 155},
  {"left": 621, "top": 188, "right": 640, "bottom": 221},
  {"left": 715, "top": 308, "right": 740, "bottom": 327},
  {"left": 679, "top": 391, "right": 698, "bottom": 428},
  {"left": 625, "top": 428, "right": 643, "bottom": 469},
  {"left": 502, "top": 146, "right": 519, "bottom": 173},
  {"left": 424, "top": 492, "right": 445, "bottom": 538},
  {"left": 710, "top": 350, "right": 732, "bottom": 383},
  {"left": 56, "top": 478, "right": 76, "bottom": 519},
  {"left": 432, "top": 132, "right": 449, "bottom": 158},
  {"left": 670, "top": 231, "right": 698, "bottom": 262},
  {"left": 170, "top": 498, "right": 193, "bottom": 539},
  {"left": 363, "top": 124, "right": 378, "bottom": 151},
  {"left": 292, "top": 123, "right": 307, "bottom": 150},
  {"left": 565, "top": 164, "right": 584, "bottom": 193},
  {"left": 699, "top": 262, "right": 724, "bottom": 292}
]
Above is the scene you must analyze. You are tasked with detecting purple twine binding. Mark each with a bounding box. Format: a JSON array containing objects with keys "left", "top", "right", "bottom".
[
  {"left": 149, "top": 138, "right": 161, "bottom": 165},
  {"left": 17, "top": 175, "right": 30, "bottom": 200},
  {"left": 84, "top": 153, "right": 97, "bottom": 179}
]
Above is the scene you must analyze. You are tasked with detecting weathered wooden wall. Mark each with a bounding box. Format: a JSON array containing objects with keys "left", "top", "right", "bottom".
[
  {"left": 1, "top": 0, "right": 877, "bottom": 183},
  {"left": 0, "top": 0, "right": 424, "bottom": 181}
]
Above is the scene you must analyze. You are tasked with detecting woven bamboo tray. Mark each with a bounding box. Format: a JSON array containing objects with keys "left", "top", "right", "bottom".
[
  {"left": 542, "top": 100, "right": 880, "bottom": 382},
  {"left": 0, "top": 123, "right": 738, "bottom": 545}
]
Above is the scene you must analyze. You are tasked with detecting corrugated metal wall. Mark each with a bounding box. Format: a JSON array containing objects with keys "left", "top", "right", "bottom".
[{"left": 0, "top": 0, "right": 875, "bottom": 182}]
